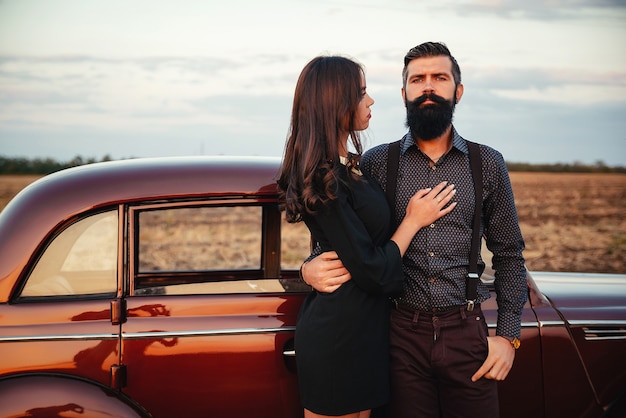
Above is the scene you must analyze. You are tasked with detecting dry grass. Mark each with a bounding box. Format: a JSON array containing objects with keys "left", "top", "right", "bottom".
[{"left": 2, "top": 172, "right": 624, "bottom": 274}]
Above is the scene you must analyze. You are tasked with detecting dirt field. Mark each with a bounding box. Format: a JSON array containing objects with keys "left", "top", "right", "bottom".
[
  {"left": 0, "top": 175, "right": 41, "bottom": 210},
  {"left": 1, "top": 173, "right": 624, "bottom": 274},
  {"left": 510, "top": 172, "right": 625, "bottom": 274}
]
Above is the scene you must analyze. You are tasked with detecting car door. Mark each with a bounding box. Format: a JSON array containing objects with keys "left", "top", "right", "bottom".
[{"left": 120, "top": 199, "right": 309, "bottom": 418}]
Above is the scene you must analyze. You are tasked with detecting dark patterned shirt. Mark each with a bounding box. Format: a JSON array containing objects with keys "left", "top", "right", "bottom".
[{"left": 361, "top": 127, "right": 527, "bottom": 337}]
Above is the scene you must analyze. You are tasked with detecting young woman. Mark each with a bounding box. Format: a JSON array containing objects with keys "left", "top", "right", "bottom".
[{"left": 277, "top": 55, "right": 456, "bottom": 418}]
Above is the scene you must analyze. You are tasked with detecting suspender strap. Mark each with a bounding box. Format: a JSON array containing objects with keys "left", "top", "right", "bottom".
[
  {"left": 386, "top": 140, "right": 401, "bottom": 216},
  {"left": 466, "top": 141, "right": 483, "bottom": 310}
]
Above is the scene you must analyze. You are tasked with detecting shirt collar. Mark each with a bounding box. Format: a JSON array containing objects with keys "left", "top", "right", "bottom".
[{"left": 400, "top": 126, "right": 468, "bottom": 156}]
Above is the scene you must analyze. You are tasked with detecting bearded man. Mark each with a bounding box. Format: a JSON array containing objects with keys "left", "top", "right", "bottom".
[{"left": 302, "top": 42, "right": 527, "bottom": 418}]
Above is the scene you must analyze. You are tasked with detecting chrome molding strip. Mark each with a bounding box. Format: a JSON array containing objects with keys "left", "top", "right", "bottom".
[
  {"left": 0, "top": 327, "right": 298, "bottom": 343},
  {"left": 487, "top": 321, "right": 539, "bottom": 329},
  {"left": 123, "top": 326, "right": 297, "bottom": 339},
  {"left": 569, "top": 320, "right": 626, "bottom": 326},
  {"left": 582, "top": 326, "right": 626, "bottom": 341},
  {"left": 584, "top": 335, "right": 626, "bottom": 341},
  {"left": 3, "top": 323, "right": 623, "bottom": 343},
  {"left": 539, "top": 320, "right": 565, "bottom": 327},
  {"left": 0, "top": 333, "right": 118, "bottom": 343}
]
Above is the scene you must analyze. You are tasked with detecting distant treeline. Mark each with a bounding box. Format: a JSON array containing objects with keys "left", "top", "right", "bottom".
[
  {"left": 506, "top": 161, "right": 625, "bottom": 173},
  {"left": 0, "top": 155, "right": 114, "bottom": 175},
  {"left": 0, "top": 155, "right": 624, "bottom": 175}
]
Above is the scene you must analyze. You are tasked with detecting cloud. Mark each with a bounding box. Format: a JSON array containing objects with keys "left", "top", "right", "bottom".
[
  {"left": 446, "top": 0, "right": 626, "bottom": 20},
  {"left": 0, "top": 54, "right": 297, "bottom": 133},
  {"left": 463, "top": 67, "right": 626, "bottom": 105},
  {"left": 0, "top": 0, "right": 624, "bottom": 166}
]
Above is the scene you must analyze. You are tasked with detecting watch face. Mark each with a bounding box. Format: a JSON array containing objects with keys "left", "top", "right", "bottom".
[{"left": 512, "top": 337, "right": 521, "bottom": 349}]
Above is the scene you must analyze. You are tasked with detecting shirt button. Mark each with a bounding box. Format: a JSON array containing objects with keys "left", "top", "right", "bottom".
[
  {"left": 431, "top": 166, "right": 437, "bottom": 171},
  {"left": 429, "top": 277, "right": 436, "bottom": 284},
  {"left": 429, "top": 251, "right": 434, "bottom": 257},
  {"left": 430, "top": 223, "right": 435, "bottom": 228}
]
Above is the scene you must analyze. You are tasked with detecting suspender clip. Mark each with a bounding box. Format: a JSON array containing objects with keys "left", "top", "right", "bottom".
[{"left": 466, "top": 300, "right": 475, "bottom": 311}]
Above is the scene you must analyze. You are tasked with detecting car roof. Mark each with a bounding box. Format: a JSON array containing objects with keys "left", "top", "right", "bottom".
[{"left": 0, "top": 156, "right": 283, "bottom": 300}]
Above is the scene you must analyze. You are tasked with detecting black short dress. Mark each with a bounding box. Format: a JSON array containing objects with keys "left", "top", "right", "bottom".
[{"left": 297, "top": 167, "right": 404, "bottom": 415}]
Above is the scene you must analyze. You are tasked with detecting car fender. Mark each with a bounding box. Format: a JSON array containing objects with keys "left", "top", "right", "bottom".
[{"left": 0, "top": 373, "right": 151, "bottom": 418}]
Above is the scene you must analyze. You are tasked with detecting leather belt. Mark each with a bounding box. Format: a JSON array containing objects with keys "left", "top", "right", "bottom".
[{"left": 393, "top": 301, "right": 480, "bottom": 315}]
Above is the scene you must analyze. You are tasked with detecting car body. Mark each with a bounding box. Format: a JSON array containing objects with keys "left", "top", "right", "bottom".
[{"left": 0, "top": 156, "right": 624, "bottom": 418}]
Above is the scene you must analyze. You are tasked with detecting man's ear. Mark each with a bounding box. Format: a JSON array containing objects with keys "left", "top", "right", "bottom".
[
  {"left": 455, "top": 83, "right": 464, "bottom": 104},
  {"left": 401, "top": 88, "right": 406, "bottom": 106}
]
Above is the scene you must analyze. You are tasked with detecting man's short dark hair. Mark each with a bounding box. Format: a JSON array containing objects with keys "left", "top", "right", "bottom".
[{"left": 402, "top": 42, "right": 462, "bottom": 87}]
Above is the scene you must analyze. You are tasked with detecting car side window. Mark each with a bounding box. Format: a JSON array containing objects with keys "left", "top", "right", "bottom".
[
  {"left": 281, "top": 212, "right": 311, "bottom": 270},
  {"left": 134, "top": 203, "right": 311, "bottom": 295},
  {"left": 21, "top": 210, "right": 118, "bottom": 297},
  {"left": 138, "top": 206, "right": 262, "bottom": 271}
]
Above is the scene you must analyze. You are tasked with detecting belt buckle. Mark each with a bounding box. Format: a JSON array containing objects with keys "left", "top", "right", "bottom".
[{"left": 466, "top": 300, "right": 475, "bottom": 312}]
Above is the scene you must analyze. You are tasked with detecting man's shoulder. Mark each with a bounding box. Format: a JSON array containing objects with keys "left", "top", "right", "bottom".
[
  {"left": 362, "top": 142, "right": 391, "bottom": 170},
  {"left": 475, "top": 142, "right": 506, "bottom": 168},
  {"left": 459, "top": 137, "right": 509, "bottom": 183},
  {"left": 469, "top": 140, "right": 501, "bottom": 155},
  {"left": 363, "top": 142, "right": 391, "bottom": 159},
  {"left": 361, "top": 141, "right": 398, "bottom": 179},
  {"left": 362, "top": 135, "right": 407, "bottom": 161},
  {"left": 457, "top": 134, "right": 505, "bottom": 166}
]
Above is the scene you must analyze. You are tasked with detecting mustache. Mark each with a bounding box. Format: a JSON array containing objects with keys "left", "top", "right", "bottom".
[{"left": 409, "top": 93, "right": 449, "bottom": 106}]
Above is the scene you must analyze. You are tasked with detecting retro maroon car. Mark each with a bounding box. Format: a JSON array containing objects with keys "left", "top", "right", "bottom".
[{"left": 0, "top": 156, "right": 624, "bottom": 418}]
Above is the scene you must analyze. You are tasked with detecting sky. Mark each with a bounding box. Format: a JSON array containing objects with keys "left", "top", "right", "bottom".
[{"left": 0, "top": 0, "right": 625, "bottom": 166}]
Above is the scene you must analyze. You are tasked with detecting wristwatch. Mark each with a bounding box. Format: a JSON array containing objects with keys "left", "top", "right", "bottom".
[{"left": 502, "top": 335, "right": 521, "bottom": 350}]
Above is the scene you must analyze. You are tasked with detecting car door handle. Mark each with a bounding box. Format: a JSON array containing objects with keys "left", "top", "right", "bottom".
[{"left": 283, "top": 349, "right": 296, "bottom": 357}]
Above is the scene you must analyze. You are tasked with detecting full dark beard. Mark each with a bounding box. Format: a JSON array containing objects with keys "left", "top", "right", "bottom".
[{"left": 405, "top": 93, "right": 455, "bottom": 141}]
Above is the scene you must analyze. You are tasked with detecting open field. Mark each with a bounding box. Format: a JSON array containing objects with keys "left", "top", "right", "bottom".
[
  {"left": 510, "top": 172, "right": 625, "bottom": 274},
  {"left": 1, "top": 173, "right": 624, "bottom": 274},
  {"left": 0, "top": 175, "right": 41, "bottom": 210}
]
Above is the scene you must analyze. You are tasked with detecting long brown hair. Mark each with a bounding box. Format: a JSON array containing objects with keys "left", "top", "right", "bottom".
[{"left": 277, "top": 55, "right": 365, "bottom": 223}]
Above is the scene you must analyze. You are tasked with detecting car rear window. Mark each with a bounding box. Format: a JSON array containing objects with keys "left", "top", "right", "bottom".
[{"left": 21, "top": 210, "right": 118, "bottom": 298}]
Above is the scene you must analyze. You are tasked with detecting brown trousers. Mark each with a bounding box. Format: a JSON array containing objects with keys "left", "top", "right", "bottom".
[{"left": 384, "top": 304, "right": 499, "bottom": 418}]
